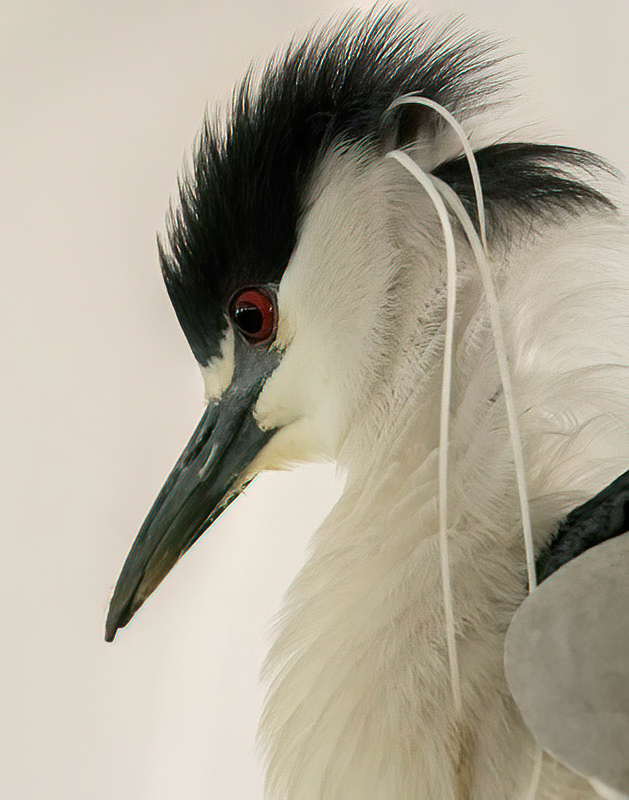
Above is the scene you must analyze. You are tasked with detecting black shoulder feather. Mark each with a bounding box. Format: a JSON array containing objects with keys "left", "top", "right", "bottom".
[{"left": 434, "top": 142, "right": 615, "bottom": 238}]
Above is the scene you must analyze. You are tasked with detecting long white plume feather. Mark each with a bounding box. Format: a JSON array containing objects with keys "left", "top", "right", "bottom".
[{"left": 386, "top": 148, "right": 462, "bottom": 712}]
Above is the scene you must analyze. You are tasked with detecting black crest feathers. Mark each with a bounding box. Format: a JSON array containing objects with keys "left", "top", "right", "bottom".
[
  {"left": 159, "top": 6, "right": 613, "bottom": 365},
  {"left": 159, "top": 7, "right": 502, "bottom": 364}
]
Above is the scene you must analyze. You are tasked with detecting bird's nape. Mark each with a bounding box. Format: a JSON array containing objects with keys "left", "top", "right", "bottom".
[{"left": 106, "top": 6, "right": 629, "bottom": 799}]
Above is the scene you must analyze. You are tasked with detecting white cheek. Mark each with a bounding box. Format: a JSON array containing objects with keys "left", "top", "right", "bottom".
[
  {"left": 253, "top": 339, "right": 345, "bottom": 464},
  {"left": 251, "top": 155, "right": 388, "bottom": 466},
  {"left": 252, "top": 372, "right": 344, "bottom": 470},
  {"left": 201, "top": 327, "right": 235, "bottom": 400},
  {"left": 250, "top": 151, "right": 448, "bottom": 472}
]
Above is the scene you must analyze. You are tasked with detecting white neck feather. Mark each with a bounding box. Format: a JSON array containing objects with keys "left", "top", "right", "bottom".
[{"left": 259, "top": 156, "right": 628, "bottom": 799}]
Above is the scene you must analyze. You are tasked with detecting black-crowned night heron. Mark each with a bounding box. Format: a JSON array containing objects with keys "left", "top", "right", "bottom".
[{"left": 106, "top": 8, "right": 629, "bottom": 799}]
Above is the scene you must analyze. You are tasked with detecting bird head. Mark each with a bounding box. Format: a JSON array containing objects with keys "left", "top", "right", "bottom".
[
  {"left": 105, "top": 7, "right": 610, "bottom": 642},
  {"left": 104, "top": 9, "right": 493, "bottom": 641}
]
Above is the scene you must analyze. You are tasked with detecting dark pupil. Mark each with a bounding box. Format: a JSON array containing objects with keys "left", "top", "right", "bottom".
[{"left": 235, "top": 304, "right": 263, "bottom": 334}]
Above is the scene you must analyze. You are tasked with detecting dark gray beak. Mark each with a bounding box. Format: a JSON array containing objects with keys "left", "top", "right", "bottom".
[{"left": 105, "top": 344, "right": 280, "bottom": 642}]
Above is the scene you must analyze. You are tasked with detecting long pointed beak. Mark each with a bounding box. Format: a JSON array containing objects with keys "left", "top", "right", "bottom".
[{"left": 105, "top": 346, "right": 280, "bottom": 642}]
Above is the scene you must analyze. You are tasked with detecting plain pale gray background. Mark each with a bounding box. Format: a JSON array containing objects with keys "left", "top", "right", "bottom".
[{"left": 2, "top": 1, "right": 628, "bottom": 798}]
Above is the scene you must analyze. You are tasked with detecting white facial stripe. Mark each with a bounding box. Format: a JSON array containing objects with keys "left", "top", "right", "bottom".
[
  {"left": 251, "top": 152, "right": 391, "bottom": 463},
  {"left": 250, "top": 145, "right": 459, "bottom": 472},
  {"left": 201, "top": 326, "right": 235, "bottom": 400}
]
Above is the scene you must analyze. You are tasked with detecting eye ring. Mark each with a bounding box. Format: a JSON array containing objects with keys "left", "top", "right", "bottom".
[{"left": 229, "top": 287, "right": 277, "bottom": 343}]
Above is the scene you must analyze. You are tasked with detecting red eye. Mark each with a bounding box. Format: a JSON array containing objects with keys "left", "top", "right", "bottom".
[{"left": 230, "top": 288, "right": 277, "bottom": 342}]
